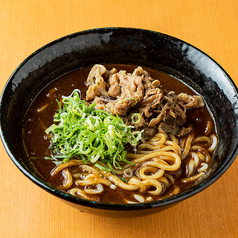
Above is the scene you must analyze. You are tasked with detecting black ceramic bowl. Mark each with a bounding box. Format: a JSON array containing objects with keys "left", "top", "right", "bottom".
[{"left": 1, "top": 28, "right": 238, "bottom": 218}]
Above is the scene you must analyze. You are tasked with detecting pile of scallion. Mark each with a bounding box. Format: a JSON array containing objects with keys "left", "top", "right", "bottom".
[{"left": 45, "top": 89, "right": 143, "bottom": 172}]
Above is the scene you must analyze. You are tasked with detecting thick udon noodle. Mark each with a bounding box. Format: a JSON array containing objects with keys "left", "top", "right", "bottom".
[{"left": 51, "top": 128, "right": 217, "bottom": 204}]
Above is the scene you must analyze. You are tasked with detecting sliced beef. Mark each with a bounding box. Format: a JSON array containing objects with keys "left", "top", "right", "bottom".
[
  {"left": 86, "top": 64, "right": 109, "bottom": 100},
  {"left": 85, "top": 64, "right": 205, "bottom": 138},
  {"left": 177, "top": 93, "right": 205, "bottom": 109}
]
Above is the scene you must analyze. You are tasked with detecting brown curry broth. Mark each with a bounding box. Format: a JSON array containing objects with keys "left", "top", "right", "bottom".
[{"left": 23, "top": 65, "right": 216, "bottom": 203}]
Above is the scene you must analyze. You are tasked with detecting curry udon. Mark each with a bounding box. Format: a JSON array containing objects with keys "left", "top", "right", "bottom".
[{"left": 22, "top": 64, "right": 218, "bottom": 204}]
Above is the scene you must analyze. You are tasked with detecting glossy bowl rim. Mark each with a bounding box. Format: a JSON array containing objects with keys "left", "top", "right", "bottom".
[{"left": 1, "top": 27, "right": 238, "bottom": 211}]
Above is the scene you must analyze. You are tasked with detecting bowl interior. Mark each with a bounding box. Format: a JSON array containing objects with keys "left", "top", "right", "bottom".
[{"left": 1, "top": 28, "right": 238, "bottom": 211}]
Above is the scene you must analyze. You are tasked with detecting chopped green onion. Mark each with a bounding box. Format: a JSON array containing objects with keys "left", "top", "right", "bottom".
[
  {"left": 116, "top": 97, "right": 137, "bottom": 104},
  {"left": 131, "top": 113, "right": 141, "bottom": 124},
  {"left": 45, "top": 89, "right": 143, "bottom": 170},
  {"left": 94, "top": 163, "right": 111, "bottom": 172}
]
